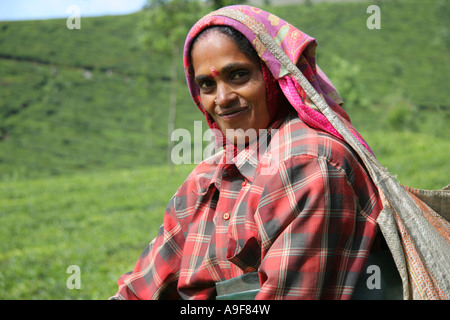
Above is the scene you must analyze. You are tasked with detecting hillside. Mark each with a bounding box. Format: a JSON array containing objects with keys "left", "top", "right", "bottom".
[
  {"left": 0, "top": 0, "right": 448, "bottom": 300},
  {"left": 0, "top": 164, "right": 195, "bottom": 299},
  {"left": 0, "top": 0, "right": 449, "bottom": 185}
]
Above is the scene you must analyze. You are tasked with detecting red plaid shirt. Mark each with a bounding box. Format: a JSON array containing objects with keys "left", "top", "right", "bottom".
[{"left": 111, "top": 113, "right": 382, "bottom": 300}]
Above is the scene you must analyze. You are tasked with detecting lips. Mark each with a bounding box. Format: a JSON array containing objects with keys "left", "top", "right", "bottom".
[{"left": 218, "top": 107, "right": 249, "bottom": 120}]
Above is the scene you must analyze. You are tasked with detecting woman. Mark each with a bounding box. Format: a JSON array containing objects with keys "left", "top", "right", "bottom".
[{"left": 111, "top": 5, "right": 384, "bottom": 300}]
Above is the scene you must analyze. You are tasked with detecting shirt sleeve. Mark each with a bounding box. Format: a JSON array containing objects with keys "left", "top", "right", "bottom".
[
  {"left": 110, "top": 196, "right": 185, "bottom": 300},
  {"left": 254, "top": 154, "right": 380, "bottom": 300}
]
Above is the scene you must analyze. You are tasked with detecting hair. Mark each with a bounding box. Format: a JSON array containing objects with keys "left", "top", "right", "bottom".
[{"left": 190, "top": 25, "right": 259, "bottom": 64}]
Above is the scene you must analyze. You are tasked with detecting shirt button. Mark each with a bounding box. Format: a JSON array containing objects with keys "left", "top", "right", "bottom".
[
  {"left": 242, "top": 180, "right": 247, "bottom": 187},
  {"left": 223, "top": 212, "right": 230, "bottom": 220}
]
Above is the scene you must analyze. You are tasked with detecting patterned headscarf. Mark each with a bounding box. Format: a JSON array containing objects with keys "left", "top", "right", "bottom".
[
  {"left": 183, "top": 5, "right": 372, "bottom": 153},
  {"left": 182, "top": 6, "right": 450, "bottom": 301}
]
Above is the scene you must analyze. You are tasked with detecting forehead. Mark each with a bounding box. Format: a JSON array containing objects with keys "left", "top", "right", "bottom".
[{"left": 191, "top": 31, "right": 253, "bottom": 75}]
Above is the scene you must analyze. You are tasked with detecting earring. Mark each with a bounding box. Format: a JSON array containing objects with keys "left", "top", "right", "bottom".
[{"left": 214, "top": 99, "right": 218, "bottom": 106}]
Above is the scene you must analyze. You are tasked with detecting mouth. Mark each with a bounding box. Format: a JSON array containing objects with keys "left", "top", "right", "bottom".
[{"left": 218, "top": 107, "right": 249, "bottom": 120}]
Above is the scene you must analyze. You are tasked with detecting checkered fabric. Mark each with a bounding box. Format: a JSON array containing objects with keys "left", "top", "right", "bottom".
[{"left": 111, "top": 113, "right": 382, "bottom": 300}]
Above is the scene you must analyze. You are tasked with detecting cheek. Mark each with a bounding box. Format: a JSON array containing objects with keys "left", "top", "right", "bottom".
[
  {"left": 249, "top": 71, "right": 266, "bottom": 102},
  {"left": 259, "top": 85, "right": 268, "bottom": 106},
  {"left": 199, "top": 93, "right": 212, "bottom": 109},
  {"left": 200, "top": 95, "right": 217, "bottom": 118},
  {"left": 253, "top": 82, "right": 268, "bottom": 113}
]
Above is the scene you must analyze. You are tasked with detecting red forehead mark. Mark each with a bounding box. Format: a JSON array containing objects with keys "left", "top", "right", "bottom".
[{"left": 210, "top": 67, "right": 220, "bottom": 78}]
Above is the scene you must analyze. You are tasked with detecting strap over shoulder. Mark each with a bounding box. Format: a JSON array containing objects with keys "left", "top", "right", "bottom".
[{"left": 213, "top": 6, "right": 450, "bottom": 300}]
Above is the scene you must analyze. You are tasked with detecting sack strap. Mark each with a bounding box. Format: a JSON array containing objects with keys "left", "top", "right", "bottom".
[{"left": 214, "top": 8, "right": 450, "bottom": 299}]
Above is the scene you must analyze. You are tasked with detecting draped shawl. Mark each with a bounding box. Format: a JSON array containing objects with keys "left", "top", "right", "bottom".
[
  {"left": 183, "top": 5, "right": 372, "bottom": 154},
  {"left": 182, "top": 5, "right": 450, "bottom": 300}
]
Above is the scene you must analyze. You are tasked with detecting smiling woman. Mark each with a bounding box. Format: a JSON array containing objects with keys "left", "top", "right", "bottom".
[
  {"left": 110, "top": 5, "right": 449, "bottom": 301},
  {"left": 110, "top": 5, "right": 390, "bottom": 300}
]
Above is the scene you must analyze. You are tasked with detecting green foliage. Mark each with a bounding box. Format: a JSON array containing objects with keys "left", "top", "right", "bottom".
[
  {"left": 362, "top": 130, "right": 450, "bottom": 190},
  {"left": 0, "top": 0, "right": 448, "bottom": 181},
  {"left": 140, "top": 0, "right": 204, "bottom": 52},
  {"left": 0, "top": 165, "right": 194, "bottom": 299},
  {"left": 0, "top": 12, "right": 201, "bottom": 179},
  {"left": 0, "top": 0, "right": 448, "bottom": 300},
  {"left": 208, "top": 0, "right": 247, "bottom": 9},
  {"left": 324, "top": 55, "right": 371, "bottom": 111},
  {"left": 267, "top": 0, "right": 449, "bottom": 109},
  {"left": 385, "top": 98, "right": 417, "bottom": 130}
]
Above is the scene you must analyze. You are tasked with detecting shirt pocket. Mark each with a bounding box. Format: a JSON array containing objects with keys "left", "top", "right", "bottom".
[
  {"left": 226, "top": 235, "right": 261, "bottom": 273},
  {"left": 225, "top": 201, "right": 261, "bottom": 272}
]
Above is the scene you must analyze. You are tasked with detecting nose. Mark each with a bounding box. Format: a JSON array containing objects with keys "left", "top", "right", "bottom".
[{"left": 215, "top": 82, "right": 237, "bottom": 108}]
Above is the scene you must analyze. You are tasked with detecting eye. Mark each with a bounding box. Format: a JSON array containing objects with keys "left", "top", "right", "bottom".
[
  {"left": 198, "top": 80, "right": 215, "bottom": 92},
  {"left": 231, "top": 70, "right": 249, "bottom": 82}
]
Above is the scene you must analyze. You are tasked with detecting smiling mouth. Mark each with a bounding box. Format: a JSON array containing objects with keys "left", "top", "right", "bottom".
[{"left": 218, "top": 107, "right": 249, "bottom": 120}]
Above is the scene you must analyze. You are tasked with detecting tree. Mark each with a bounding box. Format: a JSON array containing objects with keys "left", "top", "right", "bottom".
[
  {"left": 139, "top": 0, "right": 245, "bottom": 170},
  {"left": 140, "top": 0, "right": 203, "bottom": 170},
  {"left": 208, "top": 0, "right": 247, "bottom": 10}
]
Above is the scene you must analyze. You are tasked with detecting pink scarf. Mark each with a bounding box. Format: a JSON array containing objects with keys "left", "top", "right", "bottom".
[{"left": 183, "top": 5, "right": 373, "bottom": 154}]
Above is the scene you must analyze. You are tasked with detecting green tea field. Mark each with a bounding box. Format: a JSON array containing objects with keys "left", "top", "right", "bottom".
[{"left": 0, "top": 0, "right": 448, "bottom": 299}]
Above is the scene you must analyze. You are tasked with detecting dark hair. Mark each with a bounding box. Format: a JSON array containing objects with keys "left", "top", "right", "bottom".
[{"left": 190, "top": 26, "right": 259, "bottom": 64}]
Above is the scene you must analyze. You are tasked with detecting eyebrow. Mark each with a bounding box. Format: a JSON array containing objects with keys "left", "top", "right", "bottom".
[{"left": 194, "top": 62, "right": 253, "bottom": 83}]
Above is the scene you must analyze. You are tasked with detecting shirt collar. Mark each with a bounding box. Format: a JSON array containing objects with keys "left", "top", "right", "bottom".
[
  {"left": 204, "top": 144, "right": 260, "bottom": 192},
  {"left": 204, "top": 117, "right": 287, "bottom": 191},
  {"left": 222, "top": 123, "right": 280, "bottom": 183}
]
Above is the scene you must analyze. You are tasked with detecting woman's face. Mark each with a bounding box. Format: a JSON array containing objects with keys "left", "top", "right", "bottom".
[{"left": 191, "top": 30, "right": 270, "bottom": 144}]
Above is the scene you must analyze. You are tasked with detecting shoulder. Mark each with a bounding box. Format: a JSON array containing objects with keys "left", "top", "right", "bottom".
[
  {"left": 262, "top": 114, "right": 381, "bottom": 221},
  {"left": 272, "top": 113, "right": 365, "bottom": 176},
  {"left": 265, "top": 113, "right": 379, "bottom": 210}
]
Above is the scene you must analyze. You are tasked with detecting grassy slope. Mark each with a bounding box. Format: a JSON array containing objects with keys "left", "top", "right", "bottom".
[
  {"left": 0, "top": 164, "right": 194, "bottom": 299},
  {"left": 0, "top": 0, "right": 448, "bottom": 299},
  {"left": 267, "top": 0, "right": 450, "bottom": 189},
  {"left": 0, "top": 13, "right": 202, "bottom": 178},
  {"left": 0, "top": 0, "right": 448, "bottom": 184}
]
